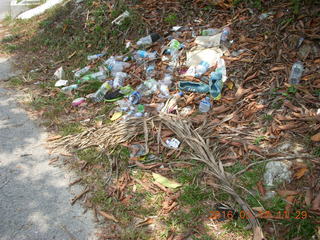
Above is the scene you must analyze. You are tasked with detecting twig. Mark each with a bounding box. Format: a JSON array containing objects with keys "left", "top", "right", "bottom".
[
  {"left": 71, "top": 187, "right": 90, "bottom": 205},
  {"left": 69, "top": 178, "right": 82, "bottom": 187}
]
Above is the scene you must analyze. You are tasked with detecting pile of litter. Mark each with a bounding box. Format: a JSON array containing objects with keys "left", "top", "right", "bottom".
[{"left": 53, "top": 24, "right": 236, "bottom": 123}]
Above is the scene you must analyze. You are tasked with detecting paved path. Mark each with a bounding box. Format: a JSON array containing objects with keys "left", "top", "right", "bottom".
[
  {"left": 0, "top": 23, "right": 97, "bottom": 240},
  {"left": 0, "top": 0, "right": 11, "bottom": 21}
]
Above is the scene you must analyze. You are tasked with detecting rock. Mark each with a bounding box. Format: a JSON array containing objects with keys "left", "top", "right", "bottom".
[{"left": 264, "top": 161, "right": 292, "bottom": 187}]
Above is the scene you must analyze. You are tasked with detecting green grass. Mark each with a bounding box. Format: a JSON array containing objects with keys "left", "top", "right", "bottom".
[
  {"left": 8, "top": 77, "right": 24, "bottom": 87},
  {"left": 59, "top": 122, "right": 83, "bottom": 136},
  {"left": 164, "top": 13, "right": 177, "bottom": 25},
  {"left": 253, "top": 136, "right": 266, "bottom": 145},
  {"left": 179, "top": 185, "right": 212, "bottom": 205}
]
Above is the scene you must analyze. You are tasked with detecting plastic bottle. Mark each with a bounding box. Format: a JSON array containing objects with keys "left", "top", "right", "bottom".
[
  {"left": 199, "top": 97, "right": 211, "bottom": 113},
  {"left": 134, "top": 50, "right": 157, "bottom": 62},
  {"left": 216, "top": 58, "right": 227, "bottom": 82},
  {"left": 221, "top": 27, "right": 231, "bottom": 42},
  {"left": 161, "top": 92, "right": 183, "bottom": 113},
  {"left": 169, "top": 39, "right": 181, "bottom": 59},
  {"left": 87, "top": 53, "right": 105, "bottom": 61},
  {"left": 195, "top": 61, "right": 210, "bottom": 77},
  {"left": 92, "top": 81, "right": 112, "bottom": 102},
  {"left": 74, "top": 66, "right": 91, "bottom": 78},
  {"left": 61, "top": 84, "right": 79, "bottom": 93},
  {"left": 209, "top": 71, "right": 223, "bottom": 100},
  {"left": 77, "top": 71, "right": 106, "bottom": 84},
  {"left": 113, "top": 72, "right": 128, "bottom": 88},
  {"left": 145, "top": 64, "right": 156, "bottom": 78},
  {"left": 129, "top": 91, "right": 141, "bottom": 105},
  {"left": 289, "top": 61, "right": 304, "bottom": 85},
  {"left": 201, "top": 28, "right": 219, "bottom": 36},
  {"left": 137, "top": 33, "right": 161, "bottom": 46},
  {"left": 136, "top": 79, "right": 158, "bottom": 96},
  {"left": 104, "top": 57, "right": 130, "bottom": 75}
]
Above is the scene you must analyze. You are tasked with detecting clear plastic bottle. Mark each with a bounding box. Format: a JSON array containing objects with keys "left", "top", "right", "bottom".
[
  {"left": 199, "top": 97, "right": 211, "bottom": 113},
  {"left": 61, "top": 84, "right": 79, "bottom": 93},
  {"left": 145, "top": 64, "right": 156, "bottom": 78},
  {"left": 137, "top": 33, "right": 161, "bottom": 46},
  {"left": 201, "top": 28, "right": 219, "bottom": 36},
  {"left": 77, "top": 71, "right": 106, "bottom": 84},
  {"left": 113, "top": 72, "right": 128, "bottom": 88},
  {"left": 221, "top": 27, "right": 231, "bottom": 42},
  {"left": 134, "top": 50, "right": 157, "bottom": 62},
  {"left": 169, "top": 39, "right": 181, "bottom": 59},
  {"left": 289, "top": 61, "right": 304, "bottom": 85},
  {"left": 87, "top": 53, "right": 105, "bottom": 61},
  {"left": 74, "top": 66, "right": 91, "bottom": 78},
  {"left": 129, "top": 91, "right": 141, "bottom": 105},
  {"left": 195, "top": 61, "right": 210, "bottom": 77},
  {"left": 104, "top": 57, "right": 130, "bottom": 75},
  {"left": 92, "top": 81, "right": 112, "bottom": 102}
]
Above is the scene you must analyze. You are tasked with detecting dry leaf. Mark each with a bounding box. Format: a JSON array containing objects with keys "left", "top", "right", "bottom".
[
  {"left": 312, "top": 193, "right": 320, "bottom": 211},
  {"left": 47, "top": 135, "right": 62, "bottom": 141},
  {"left": 285, "top": 195, "right": 296, "bottom": 213},
  {"left": 257, "top": 181, "right": 265, "bottom": 196},
  {"left": 294, "top": 167, "right": 308, "bottom": 179},
  {"left": 305, "top": 189, "right": 313, "bottom": 206},
  {"left": 152, "top": 173, "right": 182, "bottom": 189},
  {"left": 98, "top": 210, "right": 119, "bottom": 222},
  {"left": 277, "top": 190, "right": 299, "bottom": 197},
  {"left": 311, "top": 132, "right": 320, "bottom": 142}
]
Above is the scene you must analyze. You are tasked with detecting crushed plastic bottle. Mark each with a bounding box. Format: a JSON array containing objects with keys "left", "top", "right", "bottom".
[
  {"left": 129, "top": 91, "right": 141, "bottom": 105},
  {"left": 221, "top": 27, "right": 230, "bottom": 42},
  {"left": 113, "top": 72, "right": 128, "bottom": 88},
  {"left": 117, "top": 99, "right": 131, "bottom": 112},
  {"left": 87, "top": 53, "right": 105, "bottom": 61},
  {"left": 91, "top": 81, "right": 112, "bottom": 102},
  {"left": 168, "top": 39, "right": 181, "bottom": 59},
  {"left": 216, "top": 58, "right": 227, "bottom": 82},
  {"left": 104, "top": 57, "right": 130, "bottom": 75},
  {"left": 209, "top": 71, "right": 223, "bottom": 100},
  {"left": 199, "top": 97, "right": 211, "bottom": 113},
  {"left": 161, "top": 92, "right": 183, "bottom": 113},
  {"left": 145, "top": 64, "right": 156, "bottom": 78},
  {"left": 136, "top": 79, "right": 158, "bottom": 96},
  {"left": 74, "top": 66, "right": 91, "bottom": 78},
  {"left": 77, "top": 71, "right": 106, "bottom": 84},
  {"left": 137, "top": 33, "right": 161, "bottom": 46},
  {"left": 201, "top": 28, "right": 220, "bottom": 36},
  {"left": 289, "top": 61, "right": 304, "bottom": 85},
  {"left": 134, "top": 50, "right": 157, "bottom": 62}
]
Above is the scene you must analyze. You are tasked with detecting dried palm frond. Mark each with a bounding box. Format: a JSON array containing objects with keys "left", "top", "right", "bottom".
[{"left": 52, "top": 114, "right": 264, "bottom": 239}]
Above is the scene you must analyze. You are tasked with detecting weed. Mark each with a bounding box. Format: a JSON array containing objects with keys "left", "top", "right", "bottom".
[
  {"left": 240, "top": 162, "right": 265, "bottom": 189},
  {"left": 59, "top": 122, "right": 83, "bottom": 136},
  {"left": 222, "top": 218, "right": 251, "bottom": 237},
  {"left": 9, "top": 77, "right": 24, "bottom": 87},
  {"left": 262, "top": 114, "right": 273, "bottom": 121},
  {"left": 164, "top": 13, "right": 178, "bottom": 25},
  {"left": 313, "top": 147, "right": 320, "bottom": 157},
  {"left": 176, "top": 164, "right": 204, "bottom": 184},
  {"left": 179, "top": 185, "right": 212, "bottom": 205},
  {"left": 287, "top": 85, "right": 297, "bottom": 94},
  {"left": 253, "top": 136, "right": 266, "bottom": 145}
]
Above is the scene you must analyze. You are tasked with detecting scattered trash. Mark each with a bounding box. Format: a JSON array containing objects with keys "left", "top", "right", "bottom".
[
  {"left": 180, "top": 106, "right": 193, "bottom": 117},
  {"left": 199, "top": 97, "right": 211, "bottom": 113},
  {"left": 110, "top": 112, "right": 123, "bottom": 121},
  {"left": 77, "top": 71, "right": 106, "bottom": 84},
  {"left": 137, "top": 33, "right": 161, "bottom": 46},
  {"left": 129, "top": 144, "right": 146, "bottom": 158},
  {"left": 74, "top": 66, "right": 91, "bottom": 78},
  {"left": 165, "top": 138, "right": 181, "bottom": 149},
  {"left": 129, "top": 91, "right": 141, "bottom": 105},
  {"left": 201, "top": 28, "right": 220, "bottom": 36},
  {"left": 55, "top": 80, "right": 68, "bottom": 87},
  {"left": 221, "top": 27, "right": 231, "bottom": 42},
  {"left": 264, "top": 161, "right": 292, "bottom": 187},
  {"left": 72, "top": 97, "right": 86, "bottom": 107},
  {"left": 54, "top": 66, "right": 65, "bottom": 80},
  {"left": 195, "top": 33, "right": 222, "bottom": 48},
  {"left": 113, "top": 72, "right": 128, "bottom": 88},
  {"left": 61, "top": 84, "right": 78, "bottom": 93},
  {"left": 289, "top": 61, "right": 304, "bottom": 85},
  {"left": 92, "top": 81, "right": 112, "bottom": 102},
  {"left": 87, "top": 53, "right": 105, "bottom": 61},
  {"left": 152, "top": 173, "right": 182, "bottom": 189},
  {"left": 111, "top": 10, "right": 130, "bottom": 25},
  {"left": 258, "top": 12, "right": 274, "bottom": 20}
]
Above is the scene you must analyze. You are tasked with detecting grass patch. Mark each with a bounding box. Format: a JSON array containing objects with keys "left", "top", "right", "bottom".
[
  {"left": 59, "top": 122, "right": 83, "bottom": 136},
  {"left": 179, "top": 185, "right": 212, "bottom": 205},
  {"left": 8, "top": 76, "right": 24, "bottom": 87}
]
